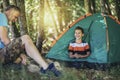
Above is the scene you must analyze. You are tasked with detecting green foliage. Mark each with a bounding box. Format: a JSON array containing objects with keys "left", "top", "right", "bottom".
[{"left": 25, "top": 0, "right": 40, "bottom": 41}]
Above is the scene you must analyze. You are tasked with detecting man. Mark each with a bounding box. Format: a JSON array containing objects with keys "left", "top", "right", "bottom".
[{"left": 0, "top": 5, "right": 61, "bottom": 77}]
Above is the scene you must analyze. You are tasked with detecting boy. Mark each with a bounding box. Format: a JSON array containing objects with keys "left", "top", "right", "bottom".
[{"left": 68, "top": 26, "right": 90, "bottom": 59}]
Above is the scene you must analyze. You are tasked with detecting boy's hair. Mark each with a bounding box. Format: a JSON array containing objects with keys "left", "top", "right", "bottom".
[
  {"left": 5, "top": 5, "right": 21, "bottom": 12},
  {"left": 75, "top": 26, "right": 84, "bottom": 33}
]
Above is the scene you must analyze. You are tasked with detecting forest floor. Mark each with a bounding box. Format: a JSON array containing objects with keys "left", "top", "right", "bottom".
[{"left": 0, "top": 61, "right": 120, "bottom": 80}]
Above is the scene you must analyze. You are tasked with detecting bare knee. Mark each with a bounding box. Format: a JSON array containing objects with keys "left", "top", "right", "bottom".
[{"left": 21, "top": 35, "right": 32, "bottom": 44}]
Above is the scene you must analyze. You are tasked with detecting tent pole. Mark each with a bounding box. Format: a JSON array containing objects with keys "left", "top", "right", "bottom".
[
  {"left": 103, "top": 14, "right": 109, "bottom": 52},
  {"left": 100, "top": 0, "right": 109, "bottom": 52}
]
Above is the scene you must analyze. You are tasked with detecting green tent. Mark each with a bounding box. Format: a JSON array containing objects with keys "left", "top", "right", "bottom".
[{"left": 46, "top": 13, "right": 120, "bottom": 64}]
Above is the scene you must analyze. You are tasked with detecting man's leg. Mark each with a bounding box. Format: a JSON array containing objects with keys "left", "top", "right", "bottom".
[
  {"left": 21, "top": 35, "right": 48, "bottom": 69},
  {"left": 21, "top": 35, "right": 61, "bottom": 77}
]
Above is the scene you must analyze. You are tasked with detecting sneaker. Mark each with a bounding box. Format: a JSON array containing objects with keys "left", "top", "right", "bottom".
[
  {"left": 47, "top": 63, "right": 61, "bottom": 77},
  {"left": 40, "top": 67, "right": 46, "bottom": 74},
  {"left": 40, "top": 63, "right": 61, "bottom": 77}
]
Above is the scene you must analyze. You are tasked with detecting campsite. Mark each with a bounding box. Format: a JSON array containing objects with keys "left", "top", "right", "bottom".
[{"left": 0, "top": 0, "right": 120, "bottom": 80}]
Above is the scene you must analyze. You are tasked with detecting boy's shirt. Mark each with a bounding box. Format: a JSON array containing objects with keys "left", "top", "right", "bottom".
[{"left": 68, "top": 41, "right": 90, "bottom": 55}]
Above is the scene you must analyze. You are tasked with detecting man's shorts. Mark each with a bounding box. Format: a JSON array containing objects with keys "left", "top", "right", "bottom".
[{"left": 0, "top": 38, "right": 25, "bottom": 64}]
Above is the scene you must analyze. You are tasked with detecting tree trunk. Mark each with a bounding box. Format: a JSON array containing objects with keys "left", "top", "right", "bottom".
[
  {"left": 90, "top": 0, "right": 96, "bottom": 13},
  {"left": 115, "top": 0, "right": 120, "bottom": 21},
  {"left": 100, "top": 0, "right": 111, "bottom": 15},
  {"left": 10, "top": 0, "right": 17, "bottom": 5},
  {"left": 100, "top": 0, "right": 106, "bottom": 14},
  {"left": 56, "top": 0, "right": 63, "bottom": 32},
  {"left": 2, "top": 0, "right": 10, "bottom": 11},
  {"left": 84, "top": 0, "right": 91, "bottom": 13},
  {"left": 84, "top": 0, "right": 96, "bottom": 14},
  {"left": 10, "top": 23, "right": 20, "bottom": 38},
  {"left": 46, "top": 0, "right": 59, "bottom": 35},
  {"left": 0, "top": 3, "right": 3, "bottom": 12},
  {"left": 104, "top": 0, "right": 111, "bottom": 15},
  {"left": 36, "top": 0, "right": 45, "bottom": 53},
  {"left": 16, "top": 0, "right": 28, "bottom": 36}
]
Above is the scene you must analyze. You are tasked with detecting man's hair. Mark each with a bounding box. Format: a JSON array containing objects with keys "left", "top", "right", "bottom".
[
  {"left": 75, "top": 26, "right": 84, "bottom": 33},
  {"left": 5, "top": 5, "right": 21, "bottom": 12}
]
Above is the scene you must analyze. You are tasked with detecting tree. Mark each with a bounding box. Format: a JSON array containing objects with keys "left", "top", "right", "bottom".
[
  {"left": 90, "top": 0, "right": 96, "bottom": 13},
  {"left": 2, "top": 0, "right": 10, "bottom": 11},
  {"left": 84, "top": 0, "right": 96, "bottom": 13},
  {"left": 104, "top": 0, "right": 111, "bottom": 15},
  {"left": 115, "top": 0, "right": 120, "bottom": 21},
  {"left": 100, "top": 0, "right": 111, "bottom": 15},
  {"left": 46, "top": 0, "right": 59, "bottom": 35},
  {"left": 36, "top": 0, "right": 45, "bottom": 53},
  {"left": 55, "top": 0, "right": 64, "bottom": 32},
  {"left": 16, "top": 0, "right": 28, "bottom": 35},
  {"left": 84, "top": 0, "right": 91, "bottom": 13}
]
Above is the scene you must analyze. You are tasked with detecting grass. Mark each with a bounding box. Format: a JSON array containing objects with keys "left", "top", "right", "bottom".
[{"left": 0, "top": 63, "right": 120, "bottom": 80}]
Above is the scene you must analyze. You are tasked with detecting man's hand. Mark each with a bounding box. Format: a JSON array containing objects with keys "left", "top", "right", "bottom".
[{"left": 20, "top": 54, "right": 27, "bottom": 65}]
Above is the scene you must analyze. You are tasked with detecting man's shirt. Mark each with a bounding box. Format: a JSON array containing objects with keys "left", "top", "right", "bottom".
[{"left": 0, "top": 13, "right": 9, "bottom": 48}]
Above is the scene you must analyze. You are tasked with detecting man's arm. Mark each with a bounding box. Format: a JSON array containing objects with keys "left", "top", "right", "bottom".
[{"left": 0, "top": 26, "right": 10, "bottom": 45}]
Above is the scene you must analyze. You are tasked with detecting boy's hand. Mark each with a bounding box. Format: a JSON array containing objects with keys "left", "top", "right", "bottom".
[
  {"left": 69, "top": 52, "right": 75, "bottom": 58},
  {"left": 74, "top": 54, "right": 79, "bottom": 58}
]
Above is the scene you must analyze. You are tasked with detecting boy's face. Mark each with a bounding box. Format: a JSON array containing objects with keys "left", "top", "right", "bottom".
[{"left": 74, "top": 29, "right": 84, "bottom": 40}]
